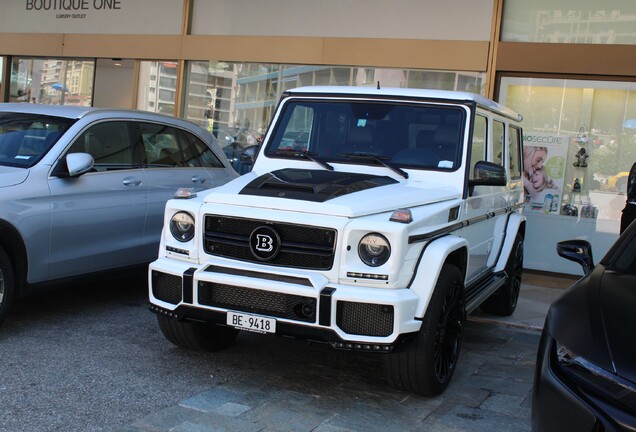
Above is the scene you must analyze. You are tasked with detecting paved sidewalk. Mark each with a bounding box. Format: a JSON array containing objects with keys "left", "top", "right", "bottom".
[
  {"left": 117, "top": 275, "right": 570, "bottom": 432},
  {"left": 470, "top": 274, "right": 571, "bottom": 331}
]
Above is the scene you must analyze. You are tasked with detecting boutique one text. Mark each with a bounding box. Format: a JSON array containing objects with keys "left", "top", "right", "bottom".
[{"left": 26, "top": 0, "right": 122, "bottom": 10}]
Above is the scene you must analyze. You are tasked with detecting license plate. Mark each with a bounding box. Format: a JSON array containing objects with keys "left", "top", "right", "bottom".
[{"left": 227, "top": 311, "right": 276, "bottom": 334}]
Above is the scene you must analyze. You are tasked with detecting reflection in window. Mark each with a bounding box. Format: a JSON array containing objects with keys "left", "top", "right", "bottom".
[
  {"left": 0, "top": 112, "right": 72, "bottom": 168},
  {"left": 137, "top": 61, "right": 177, "bottom": 116},
  {"left": 502, "top": 0, "right": 636, "bottom": 45},
  {"left": 9, "top": 58, "right": 94, "bottom": 106},
  {"left": 183, "top": 61, "right": 236, "bottom": 140},
  {"left": 70, "top": 122, "right": 133, "bottom": 170},
  {"left": 470, "top": 115, "right": 487, "bottom": 179},
  {"left": 182, "top": 61, "right": 485, "bottom": 170},
  {"left": 265, "top": 100, "right": 464, "bottom": 171},
  {"left": 139, "top": 121, "right": 224, "bottom": 169},
  {"left": 493, "top": 121, "right": 505, "bottom": 166},
  {"left": 141, "top": 123, "right": 182, "bottom": 167},
  {"left": 508, "top": 126, "right": 522, "bottom": 179},
  {"left": 500, "top": 77, "right": 636, "bottom": 202},
  {"left": 499, "top": 75, "right": 636, "bottom": 275}
]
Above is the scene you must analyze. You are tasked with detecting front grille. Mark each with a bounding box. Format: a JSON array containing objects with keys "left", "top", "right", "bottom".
[
  {"left": 336, "top": 301, "right": 394, "bottom": 337},
  {"left": 152, "top": 271, "right": 182, "bottom": 305},
  {"left": 198, "top": 281, "right": 317, "bottom": 323},
  {"left": 204, "top": 215, "right": 336, "bottom": 270}
]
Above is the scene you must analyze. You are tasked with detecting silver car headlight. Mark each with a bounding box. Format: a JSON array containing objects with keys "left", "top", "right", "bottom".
[
  {"left": 169, "top": 211, "right": 195, "bottom": 242},
  {"left": 358, "top": 233, "right": 391, "bottom": 267}
]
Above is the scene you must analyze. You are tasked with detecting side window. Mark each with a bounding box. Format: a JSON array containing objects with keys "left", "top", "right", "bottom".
[
  {"left": 508, "top": 125, "right": 522, "bottom": 179},
  {"left": 69, "top": 121, "right": 133, "bottom": 170},
  {"left": 469, "top": 115, "right": 487, "bottom": 179},
  {"left": 493, "top": 120, "right": 505, "bottom": 166},
  {"left": 141, "top": 123, "right": 182, "bottom": 167},
  {"left": 180, "top": 130, "right": 224, "bottom": 168}
]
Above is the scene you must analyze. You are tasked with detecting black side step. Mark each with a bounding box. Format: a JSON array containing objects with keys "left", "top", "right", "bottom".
[{"left": 465, "top": 271, "right": 507, "bottom": 314}]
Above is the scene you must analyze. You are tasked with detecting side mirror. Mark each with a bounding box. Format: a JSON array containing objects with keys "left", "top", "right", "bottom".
[
  {"left": 468, "top": 161, "right": 507, "bottom": 195},
  {"left": 240, "top": 144, "right": 259, "bottom": 164},
  {"left": 556, "top": 239, "right": 595, "bottom": 274},
  {"left": 66, "top": 152, "right": 95, "bottom": 177}
]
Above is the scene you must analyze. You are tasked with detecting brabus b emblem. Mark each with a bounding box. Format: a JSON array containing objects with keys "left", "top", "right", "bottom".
[
  {"left": 255, "top": 234, "right": 274, "bottom": 252},
  {"left": 249, "top": 226, "right": 281, "bottom": 261}
]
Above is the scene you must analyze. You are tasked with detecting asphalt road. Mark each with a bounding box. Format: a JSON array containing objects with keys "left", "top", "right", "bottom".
[
  {"left": 0, "top": 271, "right": 241, "bottom": 431},
  {"left": 0, "top": 271, "right": 384, "bottom": 432},
  {"left": 0, "top": 271, "right": 540, "bottom": 432}
]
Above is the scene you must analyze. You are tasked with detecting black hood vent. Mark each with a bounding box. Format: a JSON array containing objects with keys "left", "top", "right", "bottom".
[{"left": 239, "top": 169, "right": 398, "bottom": 202}]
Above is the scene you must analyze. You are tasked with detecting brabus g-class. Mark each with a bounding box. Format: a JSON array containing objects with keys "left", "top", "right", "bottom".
[{"left": 148, "top": 86, "right": 526, "bottom": 396}]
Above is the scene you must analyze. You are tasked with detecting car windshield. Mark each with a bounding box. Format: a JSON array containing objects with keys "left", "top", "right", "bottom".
[
  {"left": 265, "top": 100, "right": 465, "bottom": 171},
  {"left": 0, "top": 112, "right": 74, "bottom": 168}
]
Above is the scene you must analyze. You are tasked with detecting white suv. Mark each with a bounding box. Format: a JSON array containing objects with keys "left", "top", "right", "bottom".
[{"left": 149, "top": 86, "right": 526, "bottom": 396}]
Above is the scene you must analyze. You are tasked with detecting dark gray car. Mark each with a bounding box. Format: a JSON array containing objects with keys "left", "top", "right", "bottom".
[
  {"left": 0, "top": 103, "right": 238, "bottom": 325},
  {"left": 532, "top": 222, "right": 636, "bottom": 431}
]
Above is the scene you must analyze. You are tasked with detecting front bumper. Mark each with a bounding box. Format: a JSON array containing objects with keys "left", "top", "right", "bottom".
[{"left": 148, "top": 257, "right": 422, "bottom": 350}]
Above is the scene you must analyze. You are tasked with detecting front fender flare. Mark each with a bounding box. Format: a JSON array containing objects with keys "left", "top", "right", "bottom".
[{"left": 409, "top": 235, "right": 468, "bottom": 319}]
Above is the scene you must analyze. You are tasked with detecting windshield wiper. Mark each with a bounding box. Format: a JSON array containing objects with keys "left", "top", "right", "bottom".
[
  {"left": 273, "top": 149, "right": 334, "bottom": 171},
  {"left": 336, "top": 153, "right": 409, "bottom": 179}
]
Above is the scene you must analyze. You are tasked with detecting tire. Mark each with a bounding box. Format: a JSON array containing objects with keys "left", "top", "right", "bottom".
[
  {"left": 480, "top": 232, "right": 524, "bottom": 316},
  {"left": 382, "top": 264, "right": 465, "bottom": 396},
  {"left": 157, "top": 314, "right": 239, "bottom": 352},
  {"left": 0, "top": 246, "right": 15, "bottom": 327}
]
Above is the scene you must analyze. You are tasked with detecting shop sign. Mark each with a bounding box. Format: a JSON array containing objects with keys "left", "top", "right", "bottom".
[
  {"left": 0, "top": 0, "right": 182, "bottom": 34},
  {"left": 523, "top": 133, "right": 568, "bottom": 215},
  {"left": 26, "top": 0, "right": 121, "bottom": 19}
]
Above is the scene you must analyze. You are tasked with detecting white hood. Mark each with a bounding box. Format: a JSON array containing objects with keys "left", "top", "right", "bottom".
[{"left": 203, "top": 169, "right": 459, "bottom": 218}]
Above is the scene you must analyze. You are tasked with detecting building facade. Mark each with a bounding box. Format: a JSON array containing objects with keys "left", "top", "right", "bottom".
[{"left": 1, "top": 0, "right": 635, "bottom": 275}]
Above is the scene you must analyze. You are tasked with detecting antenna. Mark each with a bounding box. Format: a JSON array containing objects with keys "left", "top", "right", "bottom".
[{"left": 377, "top": 81, "right": 381, "bottom": 90}]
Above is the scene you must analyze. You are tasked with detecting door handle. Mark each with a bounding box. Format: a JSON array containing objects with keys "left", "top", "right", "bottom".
[
  {"left": 192, "top": 175, "right": 206, "bottom": 184},
  {"left": 122, "top": 177, "right": 142, "bottom": 187}
]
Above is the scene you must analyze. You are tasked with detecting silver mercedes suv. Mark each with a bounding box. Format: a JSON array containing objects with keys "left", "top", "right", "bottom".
[{"left": 0, "top": 103, "right": 238, "bottom": 326}]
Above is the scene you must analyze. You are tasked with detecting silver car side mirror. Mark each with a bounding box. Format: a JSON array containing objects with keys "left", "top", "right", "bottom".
[{"left": 66, "top": 152, "right": 95, "bottom": 177}]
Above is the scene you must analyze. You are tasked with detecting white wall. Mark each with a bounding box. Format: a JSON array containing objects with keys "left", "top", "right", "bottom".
[{"left": 192, "top": 0, "right": 494, "bottom": 41}]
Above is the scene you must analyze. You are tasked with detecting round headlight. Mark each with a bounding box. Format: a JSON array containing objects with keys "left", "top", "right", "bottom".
[
  {"left": 170, "top": 211, "right": 195, "bottom": 242},
  {"left": 358, "top": 233, "right": 391, "bottom": 267}
]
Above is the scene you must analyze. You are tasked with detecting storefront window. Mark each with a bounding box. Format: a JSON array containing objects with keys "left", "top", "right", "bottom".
[
  {"left": 183, "top": 60, "right": 486, "bottom": 173},
  {"left": 137, "top": 61, "right": 177, "bottom": 116},
  {"left": 502, "top": 0, "right": 636, "bottom": 45},
  {"left": 8, "top": 58, "right": 94, "bottom": 106},
  {"left": 499, "top": 77, "right": 636, "bottom": 273}
]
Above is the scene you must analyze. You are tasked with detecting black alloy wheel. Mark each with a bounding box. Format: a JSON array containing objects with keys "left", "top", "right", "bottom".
[
  {"left": 434, "top": 276, "right": 464, "bottom": 383},
  {"left": 382, "top": 263, "right": 465, "bottom": 396}
]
